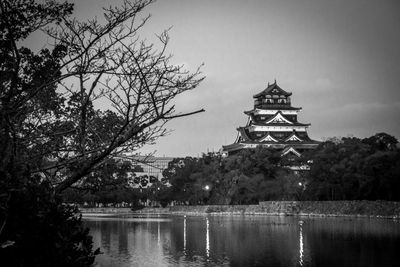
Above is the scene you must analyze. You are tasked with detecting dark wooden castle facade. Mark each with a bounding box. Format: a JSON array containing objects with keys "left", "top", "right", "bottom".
[{"left": 222, "top": 81, "right": 319, "bottom": 157}]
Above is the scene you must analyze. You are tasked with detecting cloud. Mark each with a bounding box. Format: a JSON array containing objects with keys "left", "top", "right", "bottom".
[
  {"left": 333, "top": 101, "right": 400, "bottom": 112},
  {"left": 314, "top": 78, "right": 333, "bottom": 89}
]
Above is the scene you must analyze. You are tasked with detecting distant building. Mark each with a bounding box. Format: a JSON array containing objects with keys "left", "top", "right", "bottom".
[
  {"left": 131, "top": 155, "right": 174, "bottom": 178},
  {"left": 222, "top": 80, "right": 319, "bottom": 157},
  {"left": 117, "top": 154, "right": 174, "bottom": 187}
]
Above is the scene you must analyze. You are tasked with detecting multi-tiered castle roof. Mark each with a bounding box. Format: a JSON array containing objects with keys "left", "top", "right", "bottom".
[{"left": 222, "top": 81, "right": 319, "bottom": 157}]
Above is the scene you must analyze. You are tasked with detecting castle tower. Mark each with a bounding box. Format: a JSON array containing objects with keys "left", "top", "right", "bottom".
[{"left": 222, "top": 81, "right": 319, "bottom": 157}]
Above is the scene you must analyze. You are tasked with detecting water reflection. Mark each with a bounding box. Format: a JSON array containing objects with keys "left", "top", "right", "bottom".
[
  {"left": 299, "top": 220, "right": 304, "bottom": 266},
  {"left": 157, "top": 219, "right": 160, "bottom": 246},
  {"left": 84, "top": 215, "right": 400, "bottom": 267},
  {"left": 206, "top": 216, "right": 210, "bottom": 259},
  {"left": 183, "top": 215, "right": 187, "bottom": 255}
]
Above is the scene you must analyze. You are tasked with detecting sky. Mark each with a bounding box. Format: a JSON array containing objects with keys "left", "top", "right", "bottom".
[{"left": 29, "top": 0, "right": 400, "bottom": 157}]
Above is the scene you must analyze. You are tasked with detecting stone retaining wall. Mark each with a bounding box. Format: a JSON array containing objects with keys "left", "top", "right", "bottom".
[
  {"left": 80, "top": 207, "right": 132, "bottom": 213},
  {"left": 80, "top": 201, "right": 400, "bottom": 218},
  {"left": 297, "top": 201, "right": 400, "bottom": 217}
]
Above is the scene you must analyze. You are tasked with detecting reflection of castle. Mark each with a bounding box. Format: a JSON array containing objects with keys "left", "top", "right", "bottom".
[{"left": 222, "top": 81, "right": 319, "bottom": 157}]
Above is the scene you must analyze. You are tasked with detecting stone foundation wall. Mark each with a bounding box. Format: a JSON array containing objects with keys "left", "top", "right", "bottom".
[
  {"left": 167, "top": 201, "right": 400, "bottom": 217},
  {"left": 297, "top": 201, "right": 400, "bottom": 217},
  {"left": 80, "top": 201, "right": 400, "bottom": 218},
  {"left": 80, "top": 207, "right": 132, "bottom": 213},
  {"left": 169, "top": 205, "right": 260, "bottom": 214}
]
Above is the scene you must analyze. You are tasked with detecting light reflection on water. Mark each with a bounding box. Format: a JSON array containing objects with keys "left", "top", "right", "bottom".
[
  {"left": 183, "top": 215, "right": 187, "bottom": 255},
  {"left": 206, "top": 217, "right": 210, "bottom": 260},
  {"left": 83, "top": 215, "right": 400, "bottom": 267},
  {"left": 299, "top": 220, "right": 304, "bottom": 266}
]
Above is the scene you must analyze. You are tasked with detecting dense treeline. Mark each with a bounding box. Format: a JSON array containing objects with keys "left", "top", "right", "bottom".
[
  {"left": 64, "top": 133, "right": 400, "bottom": 206},
  {"left": 162, "top": 133, "right": 400, "bottom": 204},
  {"left": 163, "top": 149, "right": 296, "bottom": 204},
  {"left": 62, "top": 158, "right": 171, "bottom": 207},
  {"left": 303, "top": 133, "right": 400, "bottom": 200}
]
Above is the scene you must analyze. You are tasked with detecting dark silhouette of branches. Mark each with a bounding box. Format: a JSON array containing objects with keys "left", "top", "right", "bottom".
[{"left": 1, "top": 0, "right": 204, "bottom": 194}]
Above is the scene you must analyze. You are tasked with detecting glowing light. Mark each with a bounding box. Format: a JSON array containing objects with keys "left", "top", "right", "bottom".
[{"left": 204, "top": 185, "right": 210, "bottom": 191}]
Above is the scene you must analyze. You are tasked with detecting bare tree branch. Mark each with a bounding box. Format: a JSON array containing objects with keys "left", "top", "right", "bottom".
[{"left": 0, "top": 0, "right": 205, "bottom": 195}]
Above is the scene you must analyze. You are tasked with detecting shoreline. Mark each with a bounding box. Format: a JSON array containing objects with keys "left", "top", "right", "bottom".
[
  {"left": 80, "top": 200, "right": 400, "bottom": 219},
  {"left": 81, "top": 211, "right": 399, "bottom": 220}
]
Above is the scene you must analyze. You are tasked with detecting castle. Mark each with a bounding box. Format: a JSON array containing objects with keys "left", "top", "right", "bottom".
[{"left": 222, "top": 80, "right": 319, "bottom": 157}]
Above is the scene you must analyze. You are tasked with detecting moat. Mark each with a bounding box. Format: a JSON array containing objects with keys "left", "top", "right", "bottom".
[{"left": 84, "top": 214, "right": 400, "bottom": 267}]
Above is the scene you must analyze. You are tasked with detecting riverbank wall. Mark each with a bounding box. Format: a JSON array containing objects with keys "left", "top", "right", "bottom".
[{"left": 80, "top": 201, "right": 400, "bottom": 218}]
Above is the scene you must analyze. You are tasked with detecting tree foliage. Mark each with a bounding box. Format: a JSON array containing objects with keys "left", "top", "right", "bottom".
[
  {"left": 0, "top": 176, "right": 99, "bottom": 267},
  {"left": 303, "top": 133, "right": 400, "bottom": 200},
  {"left": 163, "top": 148, "right": 290, "bottom": 205},
  {"left": 163, "top": 133, "right": 400, "bottom": 204},
  {"left": 1, "top": 0, "right": 204, "bottom": 194},
  {"left": 61, "top": 158, "right": 136, "bottom": 205},
  {"left": 1, "top": 0, "right": 203, "bottom": 265}
]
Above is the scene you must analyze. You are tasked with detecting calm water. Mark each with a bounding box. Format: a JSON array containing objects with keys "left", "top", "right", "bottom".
[{"left": 84, "top": 215, "right": 400, "bottom": 267}]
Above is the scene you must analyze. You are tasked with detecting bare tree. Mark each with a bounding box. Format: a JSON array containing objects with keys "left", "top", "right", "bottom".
[{"left": 0, "top": 0, "right": 204, "bottom": 193}]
